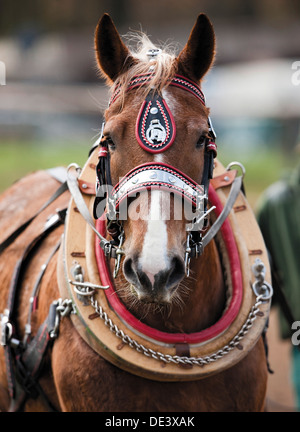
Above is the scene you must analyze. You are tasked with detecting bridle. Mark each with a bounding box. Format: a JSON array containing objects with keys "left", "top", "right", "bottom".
[{"left": 91, "top": 64, "right": 221, "bottom": 277}]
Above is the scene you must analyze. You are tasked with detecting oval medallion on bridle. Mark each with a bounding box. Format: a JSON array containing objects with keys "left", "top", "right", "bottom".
[{"left": 135, "top": 93, "right": 176, "bottom": 153}]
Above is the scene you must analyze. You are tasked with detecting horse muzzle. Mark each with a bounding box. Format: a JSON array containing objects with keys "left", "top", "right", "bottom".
[{"left": 123, "top": 254, "right": 186, "bottom": 304}]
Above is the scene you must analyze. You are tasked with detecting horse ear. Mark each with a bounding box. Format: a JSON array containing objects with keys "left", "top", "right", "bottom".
[
  {"left": 95, "top": 14, "right": 134, "bottom": 82},
  {"left": 177, "top": 14, "right": 216, "bottom": 82}
]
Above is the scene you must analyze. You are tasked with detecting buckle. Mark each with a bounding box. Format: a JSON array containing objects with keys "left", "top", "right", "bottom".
[
  {"left": 44, "top": 208, "right": 66, "bottom": 231},
  {"left": 185, "top": 232, "right": 204, "bottom": 277},
  {"left": 99, "top": 239, "right": 113, "bottom": 257}
]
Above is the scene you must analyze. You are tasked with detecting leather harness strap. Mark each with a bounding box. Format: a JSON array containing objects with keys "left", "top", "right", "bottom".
[
  {"left": 0, "top": 171, "right": 68, "bottom": 412},
  {"left": 0, "top": 176, "right": 67, "bottom": 254},
  {"left": 3, "top": 210, "right": 66, "bottom": 411}
]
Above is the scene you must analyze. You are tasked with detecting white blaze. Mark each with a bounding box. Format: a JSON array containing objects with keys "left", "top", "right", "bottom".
[
  {"left": 139, "top": 88, "right": 176, "bottom": 284},
  {"left": 154, "top": 153, "right": 164, "bottom": 163},
  {"left": 140, "top": 190, "right": 169, "bottom": 284}
]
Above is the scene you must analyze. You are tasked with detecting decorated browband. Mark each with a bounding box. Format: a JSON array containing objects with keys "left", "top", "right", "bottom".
[{"left": 108, "top": 73, "right": 216, "bottom": 155}]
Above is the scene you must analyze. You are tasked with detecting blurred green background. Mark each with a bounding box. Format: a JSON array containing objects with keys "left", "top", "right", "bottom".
[{"left": 1, "top": 0, "right": 300, "bottom": 208}]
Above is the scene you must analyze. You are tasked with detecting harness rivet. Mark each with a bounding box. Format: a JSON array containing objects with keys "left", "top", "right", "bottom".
[
  {"left": 224, "top": 176, "right": 230, "bottom": 182},
  {"left": 82, "top": 183, "right": 88, "bottom": 189},
  {"left": 150, "top": 107, "right": 158, "bottom": 114}
]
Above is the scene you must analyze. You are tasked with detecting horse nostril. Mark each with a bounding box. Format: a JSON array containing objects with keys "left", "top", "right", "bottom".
[
  {"left": 123, "top": 257, "right": 137, "bottom": 284},
  {"left": 166, "top": 256, "right": 186, "bottom": 290},
  {"left": 123, "top": 256, "right": 153, "bottom": 293}
]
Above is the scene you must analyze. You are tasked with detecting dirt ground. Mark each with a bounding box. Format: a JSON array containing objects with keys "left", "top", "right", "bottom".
[{"left": 265, "top": 308, "right": 297, "bottom": 412}]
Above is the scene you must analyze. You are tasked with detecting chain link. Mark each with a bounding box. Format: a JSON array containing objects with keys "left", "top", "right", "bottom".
[
  {"left": 49, "top": 298, "right": 75, "bottom": 339},
  {"left": 89, "top": 294, "right": 264, "bottom": 367}
]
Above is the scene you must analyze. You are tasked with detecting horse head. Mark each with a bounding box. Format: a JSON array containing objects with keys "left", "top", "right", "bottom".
[{"left": 94, "top": 14, "right": 216, "bottom": 313}]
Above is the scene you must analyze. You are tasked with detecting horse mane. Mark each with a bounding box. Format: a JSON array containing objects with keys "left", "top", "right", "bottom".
[{"left": 107, "top": 32, "right": 178, "bottom": 105}]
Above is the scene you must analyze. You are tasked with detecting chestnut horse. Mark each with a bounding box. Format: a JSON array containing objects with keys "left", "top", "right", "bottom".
[{"left": 0, "top": 14, "right": 268, "bottom": 412}]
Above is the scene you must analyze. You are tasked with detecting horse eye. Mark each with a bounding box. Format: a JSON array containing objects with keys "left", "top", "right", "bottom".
[
  {"left": 196, "top": 135, "right": 207, "bottom": 149},
  {"left": 105, "top": 136, "right": 116, "bottom": 150}
]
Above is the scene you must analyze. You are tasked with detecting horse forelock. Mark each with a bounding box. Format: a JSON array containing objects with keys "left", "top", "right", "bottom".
[{"left": 108, "top": 32, "right": 178, "bottom": 106}]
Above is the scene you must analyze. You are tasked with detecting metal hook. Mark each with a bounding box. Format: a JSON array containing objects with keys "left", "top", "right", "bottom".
[
  {"left": 67, "top": 163, "right": 82, "bottom": 179},
  {"left": 226, "top": 161, "right": 246, "bottom": 180},
  {"left": 184, "top": 233, "right": 192, "bottom": 277},
  {"left": 113, "top": 231, "right": 125, "bottom": 278}
]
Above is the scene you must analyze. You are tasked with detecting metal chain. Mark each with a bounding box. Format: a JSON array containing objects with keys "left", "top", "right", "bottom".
[
  {"left": 68, "top": 257, "right": 271, "bottom": 367},
  {"left": 49, "top": 298, "right": 75, "bottom": 339},
  {"left": 89, "top": 294, "right": 264, "bottom": 367}
]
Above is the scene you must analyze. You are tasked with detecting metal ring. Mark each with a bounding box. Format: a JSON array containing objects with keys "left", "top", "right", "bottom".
[
  {"left": 67, "top": 163, "right": 82, "bottom": 179},
  {"left": 73, "top": 285, "right": 95, "bottom": 297},
  {"left": 252, "top": 280, "right": 273, "bottom": 301},
  {"left": 226, "top": 161, "right": 246, "bottom": 179}
]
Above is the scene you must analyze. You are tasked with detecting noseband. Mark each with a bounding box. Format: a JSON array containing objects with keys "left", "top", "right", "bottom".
[{"left": 93, "top": 70, "right": 219, "bottom": 276}]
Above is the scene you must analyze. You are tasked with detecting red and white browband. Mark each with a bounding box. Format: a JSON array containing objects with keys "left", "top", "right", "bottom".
[
  {"left": 109, "top": 73, "right": 206, "bottom": 107},
  {"left": 109, "top": 73, "right": 217, "bottom": 155}
]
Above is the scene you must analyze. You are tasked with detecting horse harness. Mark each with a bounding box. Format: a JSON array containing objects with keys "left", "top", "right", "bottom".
[
  {"left": 0, "top": 173, "right": 71, "bottom": 411},
  {"left": 0, "top": 71, "right": 274, "bottom": 410},
  {"left": 92, "top": 72, "right": 218, "bottom": 276}
]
